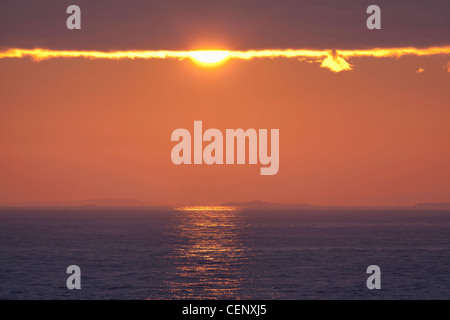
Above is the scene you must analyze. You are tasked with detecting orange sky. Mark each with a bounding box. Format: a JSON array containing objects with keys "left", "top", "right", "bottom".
[{"left": 0, "top": 54, "right": 449, "bottom": 206}]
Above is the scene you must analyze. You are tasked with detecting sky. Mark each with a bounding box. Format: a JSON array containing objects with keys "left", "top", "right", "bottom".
[
  {"left": 0, "top": 1, "right": 449, "bottom": 206},
  {"left": 1, "top": 0, "right": 450, "bottom": 50}
]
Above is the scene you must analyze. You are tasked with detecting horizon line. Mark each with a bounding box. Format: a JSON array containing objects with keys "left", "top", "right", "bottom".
[{"left": 1, "top": 200, "right": 450, "bottom": 210}]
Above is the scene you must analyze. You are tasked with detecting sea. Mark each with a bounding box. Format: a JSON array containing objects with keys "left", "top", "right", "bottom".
[{"left": 0, "top": 207, "right": 449, "bottom": 300}]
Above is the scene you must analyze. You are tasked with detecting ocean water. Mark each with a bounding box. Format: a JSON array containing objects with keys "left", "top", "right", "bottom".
[{"left": 0, "top": 208, "right": 449, "bottom": 300}]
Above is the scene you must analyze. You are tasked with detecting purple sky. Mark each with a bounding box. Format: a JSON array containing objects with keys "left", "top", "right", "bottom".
[{"left": 1, "top": 0, "right": 449, "bottom": 51}]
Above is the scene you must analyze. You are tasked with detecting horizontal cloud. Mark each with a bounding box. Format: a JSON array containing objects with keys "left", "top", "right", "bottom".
[
  {"left": 1, "top": 46, "right": 450, "bottom": 72},
  {"left": 1, "top": 1, "right": 449, "bottom": 51}
]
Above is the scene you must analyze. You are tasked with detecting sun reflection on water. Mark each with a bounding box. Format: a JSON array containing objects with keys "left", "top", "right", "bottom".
[{"left": 159, "top": 205, "right": 254, "bottom": 299}]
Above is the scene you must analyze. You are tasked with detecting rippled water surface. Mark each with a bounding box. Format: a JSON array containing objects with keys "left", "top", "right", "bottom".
[{"left": 0, "top": 208, "right": 449, "bottom": 299}]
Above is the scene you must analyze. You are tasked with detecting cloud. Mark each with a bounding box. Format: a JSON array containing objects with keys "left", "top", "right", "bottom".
[
  {"left": 1, "top": 46, "right": 450, "bottom": 73},
  {"left": 0, "top": 48, "right": 192, "bottom": 61},
  {"left": 446, "top": 61, "right": 450, "bottom": 72},
  {"left": 320, "top": 50, "right": 352, "bottom": 73},
  {"left": 415, "top": 68, "right": 425, "bottom": 73}
]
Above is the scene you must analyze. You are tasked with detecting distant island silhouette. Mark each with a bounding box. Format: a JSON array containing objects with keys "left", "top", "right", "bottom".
[
  {"left": 0, "top": 199, "right": 450, "bottom": 210},
  {"left": 221, "top": 200, "right": 450, "bottom": 211}
]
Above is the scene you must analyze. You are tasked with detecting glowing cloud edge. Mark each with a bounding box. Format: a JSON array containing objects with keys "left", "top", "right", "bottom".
[{"left": 1, "top": 47, "right": 449, "bottom": 72}]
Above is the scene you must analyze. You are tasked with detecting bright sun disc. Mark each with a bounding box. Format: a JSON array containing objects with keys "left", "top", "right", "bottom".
[{"left": 189, "top": 50, "right": 230, "bottom": 64}]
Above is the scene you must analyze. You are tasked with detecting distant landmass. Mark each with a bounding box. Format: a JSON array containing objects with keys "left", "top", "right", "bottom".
[
  {"left": 0, "top": 199, "right": 170, "bottom": 210},
  {"left": 221, "top": 200, "right": 450, "bottom": 211},
  {"left": 0, "top": 199, "right": 449, "bottom": 211},
  {"left": 414, "top": 202, "right": 450, "bottom": 210},
  {"left": 221, "top": 200, "right": 314, "bottom": 209}
]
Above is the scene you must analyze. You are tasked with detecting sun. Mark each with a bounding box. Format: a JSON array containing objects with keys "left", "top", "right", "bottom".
[{"left": 189, "top": 50, "right": 230, "bottom": 65}]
